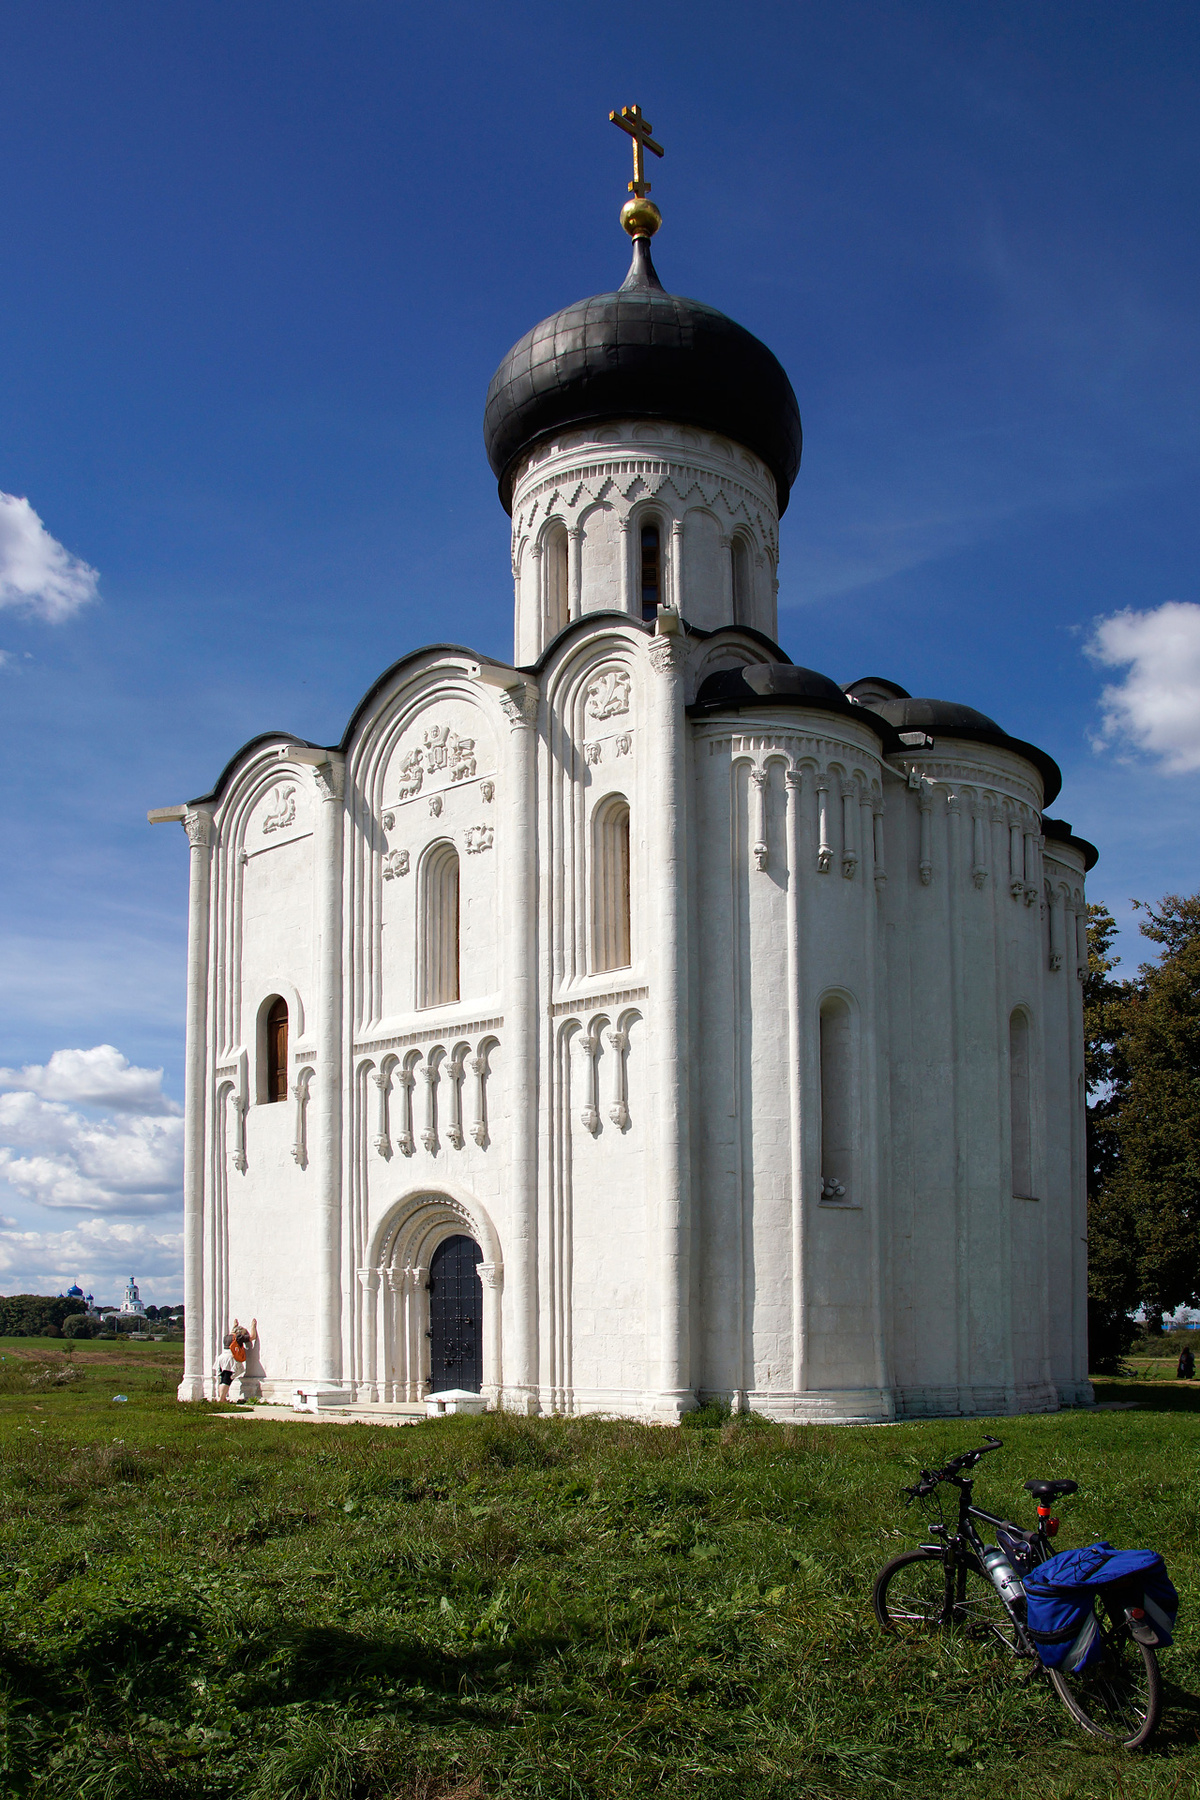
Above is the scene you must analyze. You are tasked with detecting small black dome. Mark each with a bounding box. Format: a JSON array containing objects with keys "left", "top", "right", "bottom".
[
  {"left": 484, "top": 238, "right": 803, "bottom": 515},
  {"left": 869, "top": 696, "right": 1062, "bottom": 804},
  {"left": 873, "top": 698, "right": 1003, "bottom": 735},
  {"left": 689, "top": 662, "right": 898, "bottom": 746}
]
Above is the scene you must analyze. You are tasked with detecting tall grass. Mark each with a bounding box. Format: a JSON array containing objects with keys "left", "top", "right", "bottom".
[{"left": 0, "top": 1347, "right": 1197, "bottom": 1797}]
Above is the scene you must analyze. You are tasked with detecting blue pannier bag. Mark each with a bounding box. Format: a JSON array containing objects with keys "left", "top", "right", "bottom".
[{"left": 1024, "top": 1542, "right": 1178, "bottom": 1671}]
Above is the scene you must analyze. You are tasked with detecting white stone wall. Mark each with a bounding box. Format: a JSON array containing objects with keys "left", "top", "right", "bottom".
[
  {"left": 508, "top": 420, "right": 781, "bottom": 662},
  {"left": 176, "top": 420, "right": 1091, "bottom": 1424}
]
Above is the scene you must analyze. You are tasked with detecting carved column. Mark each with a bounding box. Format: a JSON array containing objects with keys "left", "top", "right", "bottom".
[
  {"left": 871, "top": 797, "right": 887, "bottom": 890},
  {"left": 840, "top": 779, "right": 858, "bottom": 879},
  {"left": 357, "top": 1267, "right": 380, "bottom": 1401},
  {"left": 499, "top": 680, "right": 540, "bottom": 1408},
  {"left": 420, "top": 1061, "right": 439, "bottom": 1153},
  {"left": 1048, "top": 886, "right": 1064, "bottom": 972},
  {"left": 567, "top": 527, "right": 583, "bottom": 620},
  {"left": 312, "top": 755, "right": 347, "bottom": 1397},
  {"left": 292, "top": 1066, "right": 314, "bottom": 1168},
  {"left": 749, "top": 767, "right": 768, "bottom": 872},
  {"left": 670, "top": 517, "right": 684, "bottom": 613},
  {"left": 917, "top": 781, "right": 934, "bottom": 886},
  {"left": 616, "top": 518, "right": 631, "bottom": 617},
  {"left": 179, "top": 807, "right": 213, "bottom": 1402},
  {"left": 647, "top": 625, "right": 693, "bottom": 1414},
  {"left": 783, "top": 768, "right": 807, "bottom": 1392},
  {"left": 396, "top": 1062, "right": 416, "bottom": 1156},
  {"left": 478, "top": 1259, "right": 503, "bottom": 1399},
  {"left": 607, "top": 1026, "right": 630, "bottom": 1129},
  {"left": 1009, "top": 816, "right": 1025, "bottom": 899},
  {"left": 816, "top": 774, "right": 832, "bottom": 873},
  {"left": 407, "top": 1265, "right": 426, "bottom": 1400},
  {"left": 577, "top": 1026, "right": 601, "bottom": 1135},
  {"left": 527, "top": 539, "right": 543, "bottom": 657},
  {"left": 1023, "top": 826, "right": 1040, "bottom": 905},
  {"left": 372, "top": 1066, "right": 391, "bottom": 1158}
]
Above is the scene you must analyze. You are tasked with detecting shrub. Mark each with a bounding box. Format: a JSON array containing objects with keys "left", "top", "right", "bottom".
[{"left": 63, "top": 1314, "right": 99, "bottom": 1340}]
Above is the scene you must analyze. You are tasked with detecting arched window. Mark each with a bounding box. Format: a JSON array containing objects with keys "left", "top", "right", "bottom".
[
  {"left": 640, "top": 521, "right": 661, "bottom": 621},
  {"left": 420, "top": 843, "right": 460, "bottom": 1008},
  {"left": 730, "top": 535, "right": 752, "bottom": 626},
  {"left": 266, "top": 996, "right": 288, "bottom": 1103},
  {"left": 592, "top": 797, "right": 631, "bottom": 973},
  {"left": 544, "top": 524, "right": 569, "bottom": 639},
  {"left": 819, "top": 995, "right": 854, "bottom": 1200},
  {"left": 1010, "top": 1009, "right": 1033, "bottom": 1197}
]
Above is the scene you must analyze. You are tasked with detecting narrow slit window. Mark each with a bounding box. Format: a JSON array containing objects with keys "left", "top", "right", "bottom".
[
  {"left": 545, "top": 525, "right": 569, "bottom": 639},
  {"left": 266, "top": 997, "right": 289, "bottom": 1103},
  {"left": 1010, "top": 1010, "right": 1032, "bottom": 1197},
  {"left": 640, "top": 523, "right": 661, "bottom": 621},
  {"left": 420, "top": 843, "right": 460, "bottom": 1008},
  {"left": 731, "top": 536, "right": 751, "bottom": 625},
  {"left": 819, "top": 997, "right": 853, "bottom": 1200},
  {"left": 593, "top": 798, "right": 631, "bottom": 973}
]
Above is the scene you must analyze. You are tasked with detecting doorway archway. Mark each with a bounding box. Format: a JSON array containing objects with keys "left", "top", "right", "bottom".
[
  {"left": 358, "top": 1190, "right": 502, "bottom": 1403},
  {"left": 429, "top": 1234, "right": 484, "bottom": 1391}
]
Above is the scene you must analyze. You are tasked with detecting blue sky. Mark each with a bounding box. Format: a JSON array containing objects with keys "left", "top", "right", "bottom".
[{"left": 2, "top": 0, "right": 1198, "bottom": 1301}]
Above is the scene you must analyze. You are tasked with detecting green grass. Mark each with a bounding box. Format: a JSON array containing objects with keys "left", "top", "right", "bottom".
[{"left": 1, "top": 1344, "right": 1197, "bottom": 1798}]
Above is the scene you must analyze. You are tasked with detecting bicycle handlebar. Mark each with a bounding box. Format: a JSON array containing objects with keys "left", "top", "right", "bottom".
[{"left": 903, "top": 1435, "right": 1003, "bottom": 1503}]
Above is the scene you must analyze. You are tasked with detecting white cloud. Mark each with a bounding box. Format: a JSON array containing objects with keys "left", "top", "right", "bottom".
[
  {"left": 0, "top": 1045, "right": 179, "bottom": 1115},
  {"left": 1088, "top": 601, "right": 1200, "bottom": 774},
  {"left": 0, "top": 492, "right": 99, "bottom": 623},
  {"left": 0, "top": 1047, "right": 183, "bottom": 1216},
  {"left": 0, "top": 1214, "right": 183, "bottom": 1304}
]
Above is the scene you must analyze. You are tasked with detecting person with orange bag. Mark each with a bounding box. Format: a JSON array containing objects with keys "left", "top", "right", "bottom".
[{"left": 215, "top": 1317, "right": 257, "bottom": 1402}]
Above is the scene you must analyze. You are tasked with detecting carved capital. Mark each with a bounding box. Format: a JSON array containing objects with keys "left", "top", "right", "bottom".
[
  {"left": 184, "top": 809, "right": 212, "bottom": 849},
  {"left": 581, "top": 1105, "right": 600, "bottom": 1136},
  {"left": 499, "top": 682, "right": 539, "bottom": 727},
  {"left": 357, "top": 1267, "right": 381, "bottom": 1293},
  {"left": 784, "top": 767, "right": 802, "bottom": 792},
  {"left": 471, "top": 1120, "right": 489, "bottom": 1148},
  {"left": 311, "top": 756, "right": 346, "bottom": 803},
  {"left": 647, "top": 635, "right": 686, "bottom": 675},
  {"left": 841, "top": 854, "right": 858, "bottom": 880}
]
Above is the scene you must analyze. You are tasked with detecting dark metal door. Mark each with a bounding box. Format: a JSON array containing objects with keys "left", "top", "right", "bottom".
[{"left": 428, "top": 1235, "right": 483, "bottom": 1392}]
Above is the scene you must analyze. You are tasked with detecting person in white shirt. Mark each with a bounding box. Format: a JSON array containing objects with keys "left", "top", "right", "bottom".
[{"left": 215, "top": 1317, "right": 257, "bottom": 1402}]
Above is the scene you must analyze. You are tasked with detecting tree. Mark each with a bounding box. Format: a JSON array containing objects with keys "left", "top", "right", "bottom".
[
  {"left": 1086, "top": 893, "right": 1200, "bottom": 1366},
  {"left": 1084, "top": 905, "right": 1140, "bottom": 1368},
  {"left": 1115, "top": 895, "right": 1200, "bottom": 1320}
]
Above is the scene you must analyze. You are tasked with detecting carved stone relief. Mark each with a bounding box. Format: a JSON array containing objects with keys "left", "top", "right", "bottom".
[
  {"left": 261, "top": 785, "right": 296, "bottom": 835},
  {"left": 382, "top": 849, "right": 410, "bottom": 880},
  {"left": 465, "top": 824, "right": 494, "bottom": 854},
  {"left": 586, "top": 669, "right": 631, "bottom": 720}
]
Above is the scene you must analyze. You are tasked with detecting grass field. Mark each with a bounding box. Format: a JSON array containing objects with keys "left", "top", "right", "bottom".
[{"left": 1, "top": 1340, "right": 1197, "bottom": 1799}]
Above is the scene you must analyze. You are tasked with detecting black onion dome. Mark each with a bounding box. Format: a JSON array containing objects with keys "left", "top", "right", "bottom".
[
  {"left": 870, "top": 697, "right": 1062, "bottom": 805},
  {"left": 484, "top": 238, "right": 803, "bottom": 515}
]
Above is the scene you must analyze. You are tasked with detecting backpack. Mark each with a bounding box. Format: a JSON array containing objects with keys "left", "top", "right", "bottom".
[{"left": 1024, "top": 1541, "right": 1178, "bottom": 1670}]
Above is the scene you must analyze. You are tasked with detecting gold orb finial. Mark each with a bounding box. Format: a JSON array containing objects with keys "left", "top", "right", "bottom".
[
  {"left": 621, "top": 195, "right": 662, "bottom": 239},
  {"left": 610, "top": 104, "right": 665, "bottom": 235}
]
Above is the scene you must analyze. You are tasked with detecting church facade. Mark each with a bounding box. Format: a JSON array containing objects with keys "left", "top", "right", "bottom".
[{"left": 160, "top": 167, "right": 1094, "bottom": 1422}]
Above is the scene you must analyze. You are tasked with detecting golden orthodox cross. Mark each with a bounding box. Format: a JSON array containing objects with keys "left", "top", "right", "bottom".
[{"left": 609, "top": 104, "right": 664, "bottom": 197}]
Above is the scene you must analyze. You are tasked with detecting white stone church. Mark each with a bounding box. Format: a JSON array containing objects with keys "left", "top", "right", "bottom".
[{"left": 158, "top": 157, "right": 1094, "bottom": 1421}]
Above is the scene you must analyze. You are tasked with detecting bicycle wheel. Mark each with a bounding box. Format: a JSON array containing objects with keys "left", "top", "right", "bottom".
[
  {"left": 1049, "top": 1611, "right": 1161, "bottom": 1749},
  {"left": 954, "top": 1564, "right": 1024, "bottom": 1652},
  {"left": 874, "top": 1549, "right": 949, "bottom": 1635}
]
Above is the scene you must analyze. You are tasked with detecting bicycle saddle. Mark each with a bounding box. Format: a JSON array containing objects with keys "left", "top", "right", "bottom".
[{"left": 1024, "top": 1479, "right": 1078, "bottom": 1500}]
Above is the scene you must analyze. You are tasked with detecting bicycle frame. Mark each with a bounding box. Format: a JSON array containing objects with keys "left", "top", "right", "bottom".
[{"left": 917, "top": 1474, "right": 1051, "bottom": 1650}]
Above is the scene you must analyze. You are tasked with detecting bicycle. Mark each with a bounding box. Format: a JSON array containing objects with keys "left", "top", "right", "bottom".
[{"left": 872, "top": 1435, "right": 1162, "bottom": 1750}]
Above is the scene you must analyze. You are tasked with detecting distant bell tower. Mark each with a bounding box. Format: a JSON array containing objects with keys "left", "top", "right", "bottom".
[{"left": 484, "top": 105, "right": 802, "bottom": 664}]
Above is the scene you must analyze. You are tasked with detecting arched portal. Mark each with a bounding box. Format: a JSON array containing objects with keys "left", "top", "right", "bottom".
[{"left": 358, "top": 1191, "right": 502, "bottom": 1404}]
